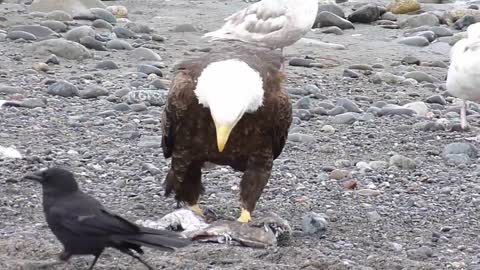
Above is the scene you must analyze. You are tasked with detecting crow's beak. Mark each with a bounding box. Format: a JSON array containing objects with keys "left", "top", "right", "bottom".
[{"left": 23, "top": 171, "right": 44, "bottom": 182}]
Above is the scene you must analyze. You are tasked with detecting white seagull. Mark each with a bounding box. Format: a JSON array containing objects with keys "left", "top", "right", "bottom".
[
  {"left": 203, "top": 0, "right": 319, "bottom": 69},
  {"left": 446, "top": 22, "right": 480, "bottom": 135}
]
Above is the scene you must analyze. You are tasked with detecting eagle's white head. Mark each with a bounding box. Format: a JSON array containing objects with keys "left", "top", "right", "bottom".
[{"left": 194, "top": 59, "right": 264, "bottom": 152}]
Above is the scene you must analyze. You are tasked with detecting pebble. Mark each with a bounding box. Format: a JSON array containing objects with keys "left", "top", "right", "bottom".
[
  {"left": 347, "top": 4, "right": 385, "bottom": 23},
  {"left": 7, "top": 31, "right": 37, "bottom": 41},
  {"left": 357, "top": 189, "right": 381, "bottom": 196},
  {"left": 430, "top": 26, "right": 453, "bottom": 37},
  {"left": 321, "top": 26, "right": 344, "bottom": 35},
  {"left": 112, "top": 103, "right": 131, "bottom": 112},
  {"left": 96, "top": 60, "right": 119, "bottom": 70},
  {"left": 369, "top": 160, "right": 389, "bottom": 170},
  {"left": 131, "top": 47, "right": 162, "bottom": 61},
  {"left": 9, "top": 25, "right": 58, "bottom": 39},
  {"left": 389, "top": 154, "right": 416, "bottom": 170},
  {"left": 46, "top": 10, "right": 73, "bottom": 21},
  {"left": 302, "top": 212, "right": 328, "bottom": 234},
  {"left": 106, "top": 5, "right": 128, "bottom": 18},
  {"left": 138, "top": 64, "right": 163, "bottom": 76},
  {"left": 332, "top": 112, "right": 358, "bottom": 124},
  {"left": 0, "top": 85, "right": 24, "bottom": 94},
  {"left": 125, "top": 22, "right": 153, "bottom": 34},
  {"left": 380, "top": 12, "right": 397, "bottom": 21},
  {"left": 20, "top": 98, "right": 46, "bottom": 108},
  {"left": 329, "top": 169, "right": 351, "bottom": 180},
  {"left": 401, "top": 56, "right": 420, "bottom": 65},
  {"left": 426, "top": 95, "right": 446, "bottom": 105},
  {"left": 106, "top": 39, "right": 133, "bottom": 50},
  {"left": 131, "top": 103, "right": 148, "bottom": 112},
  {"left": 399, "top": 13, "right": 439, "bottom": 28},
  {"left": 150, "top": 79, "right": 167, "bottom": 90},
  {"left": 367, "top": 211, "right": 381, "bottom": 223},
  {"left": 142, "top": 163, "right": 161, "bottom": 175},
  {"left": 288, "top": 133, "right": 315, "bottom": 143},
  {"left": 314, "top": 11, "right": 355, "bottom": 30},
  {"left": 114, "top": 88, "right": 130, "bottom": 98},
  {"left": 65, "top": 25, "right": 95, "bottom": 43},
  {"left": 46, "top": 54, "right": 59, "bottom": 65},
  {"left": 39, "top": 20, "right": 67, "bottom": 33},
  {"left": 47, "top": 80, "right": 79, "bottom": 97},
  {"left": 414, "top": 30, "right": 436, "bottom": 42},
  {"left": 320, "top": 125, "right": 335, "bottom": 133},
  {"left": 343, "top": 69, "right": 360, "bottom": 78},
  {"left": 443, "top": 142, "right": 477, "bottom": 166},
  {"left": 33, "top": 62, "right": 49, "bottom": 72},
  {"left": 90, "top": 8, "right": 117, "bottom": 24},
  {"left": 293, "top": 109, "right": 312, "bottom": 121},
  {"left": 336, "top": 98, "right": 362, "bottom": 113},
  {"left": 124, "top": 90, "right": 167, "bottom": 106},
  {"left": 372, "top": 72, "right": 404, "bottom": 84},
  {"left": 80, "top": 36, "right": 107, "bottom": 51},
  {"left": 113, "top": 26, "right": 136, "bottom": 39},
  {"left": 403, "top": 101, "right": 429, "bottom": 116},
  {"left": 398, "top": 36, "right": 430, "bottom": 47},
  {"left": 92, "top": 19, "right": 113, "bottom": 31},
  {"left": 407, "top": 246, "right": 433, "bottom": 260},
  {"left": 172, "top": 24, "right": 198, "bottom": 32},
  {"left": 138, "top": 136, "right": 163, "bottom": 148},
  {"left": 79, "top": 85, "right": 109, "bottom": 99},
  {"left": 328, "top": 106, "right": 347, "bottom": 116},
  {"left": 317, "top": 4, "right": 346, "bottom": 18},
  {"left": 28, "top": 39, "right": 92, "bottom": 60}
]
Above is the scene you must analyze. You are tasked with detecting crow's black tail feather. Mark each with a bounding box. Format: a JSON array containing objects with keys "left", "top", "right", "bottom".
[{"left": 113, "top": 227, "right": 191, "bottom": 252}]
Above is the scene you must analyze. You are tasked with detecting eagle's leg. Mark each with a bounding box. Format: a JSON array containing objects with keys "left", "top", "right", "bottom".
[
  {"left": 238, "top": 158, "right": 273, "bottom": 223},
  {"left": 164, "top": 159, "right": 205, "bottom": 217}
]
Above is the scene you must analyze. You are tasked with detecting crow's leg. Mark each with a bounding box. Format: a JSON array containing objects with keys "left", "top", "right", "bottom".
[
  {"left": 238, "top": 157, "right": 273, "bottom": 223},
  {"left": 87, "top": 252, "right": 103, "bottom": 270},
  {"left": 120, "top": 249, "right": 154, "bottom": 270}
]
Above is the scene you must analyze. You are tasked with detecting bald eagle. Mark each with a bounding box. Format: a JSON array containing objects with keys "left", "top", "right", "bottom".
[{"left": 161, "top": 44, "right": 292, "bottom": 223}]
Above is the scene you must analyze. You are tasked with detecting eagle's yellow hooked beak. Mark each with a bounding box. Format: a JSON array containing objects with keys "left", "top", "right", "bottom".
[{"left": 215, "top": 124, "right": 234, "bottom": 152}]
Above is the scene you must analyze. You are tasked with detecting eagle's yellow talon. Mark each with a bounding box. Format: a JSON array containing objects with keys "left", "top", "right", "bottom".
[
  {"left": 237, "top": 208, "right": 251, "bottom": 223},
  {"left": 189, "top": 204, "right": 204, "bottom": 217}
]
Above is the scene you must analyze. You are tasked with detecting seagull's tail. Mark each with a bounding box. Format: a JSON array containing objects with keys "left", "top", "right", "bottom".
[{"left": 113, "top": 226, "right": 191, "bottom": 252}]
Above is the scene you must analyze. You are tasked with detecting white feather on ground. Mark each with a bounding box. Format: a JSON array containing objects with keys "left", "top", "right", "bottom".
[{"left": 446, "top": 22, "right": 480, "bottom": 130}]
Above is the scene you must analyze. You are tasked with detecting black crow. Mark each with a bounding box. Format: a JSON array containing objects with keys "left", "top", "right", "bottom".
[{"left": 24, "top": 167, "right": 191, "bottom": 270}]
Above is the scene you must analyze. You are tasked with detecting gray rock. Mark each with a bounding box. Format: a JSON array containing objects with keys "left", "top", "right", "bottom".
[
  {"left": 404, "top": 71, "right": 437, "bottom": 83},
  {"left": 336, "top": 98, "right": 362, "bottom": 113},
  {"left": 321, "top": 26, "right": 344, "bottom": 35},
  {"left": 47, "top": 80, "right": 79, "bottom": 97},
  {"left": 28, "top": 38, "right": 92, "bottom": 60},
  {"left": 79, "top": 36, "right": 106, "bottom": 51},
  {"left": 332, "top": 112, "right": 359, "bottom": 124},
  {"left": 124, "top": 90, "right": 167, "bottom": 106},
  {"left": 92, "top": 19, "right": 113, "bottom": 30},
  {"left": 401, "top": 56, "right": 420, "bottom": 65},
  {"left": 139, "top": 135, "right": 162, "bottom": 148},
  {"left": 90, "top": 8, "right": 116, "bottom": 24},
  {"left": 293, "top": 96, "right": 311, "bottom": 110},
  {"left": 95, "top": 60, "right": 118, "bottom": 70},
  {"left": 407, "top": 246, "right": 433, "bottom": 260},
  {"left": 112, "top": 103, "right": 131, "bottom": 112},
  {"left": 125, "top": 22, "right": 153, "bottom": 34},
  {"left": 138, "top": 64, "right": 162, "bottom": 76},
  {"left": 414, "top": 30, "right": 436, "bottom": 42},
  {"left": 347, "top": 4, "right": 385, "bottom": 23},
  {"left": 288, "top": 133, "right": 315, "bottom": 143},
  {"left": 79, "top": 85, "right": 109, "bottom": 99},
  {"left": 454, "top": 15, "right": 478, "bottom": 30},
  {"left": 293, "top": 109, "right": 312, "bottom": 121},
  {"left": 46, "top": 54, "right": 60, "bottom": 64},
  {"left": 369, "top": 160, "right": 389, "bottom": 170},
  {"left": 131, "top": 47, "right": 162, "bottom": 61},
  {"left": 443, "top": 142, "right": 477, "bottom": 158},
  {"left": 430, "top": 26, "right": 453, "bottom": 37},
  {"left": 131, "top": 103, "right": 148, "bottom": 112},
  {"left": 150, "top": 79, "right": 167, "bottom": 90},
  {"left": 142, "top": 163, "right": 161, "bottom": 175},
  {"left": 348, "top": 64, "right": 373, "bottom": 71},
  {"left": 65, "top": 25, "right": 95, "bottom": 42},
  {"left": 398, "top": 36, "right": 430, "bottom": 47},
  {"left": 9, "top": 25, "right": 58, "bottom": 39},
  {"left": 106, "top": 39, "right": 133, "bottom": 50},
  {"left": 114, "top": 88, "right": 130, "bottom": 98},
  {"left": 399, "top": 13, "right": 439, "bottom": 28},
  {"left": 389, "top": 154, "right": 416, "bottom": 170},
  {"left": 172, "top": 24, "right": 198, "bottom": 32},
  {"left": 317, "top": 3, "right": 345, "bottom": 18},
  {"left": 302, "top": 212, "right": 328, "bottom": 234},
  {"left": 40, "top": 20, "right": 67, "bottom": 32},
  {"left": 20, "top": 98, "right": 47, "bottom": 108},
  {"left": 314, "top": 11, "right": 355, "bottom": 29},
  {"left": 46, "top": 10, "right": 72, "bottom": 21},
  {"left": 444, "top": 154, "right": 472, "bottom": 166},
  {"left": 113, "top": 26, "right": 136, "bottom": 39},
  {"left": 378, "top": 107, "right": 416, "bottom": 116},
  {"left": 372, "top": 72, "right": 404, "bottom": 84},
  {"left": 0, "top": 85, "right": 24, "bottom": 94},
  {"left": 426, "top": 95, "right": 446, "bottom": 105},
  {"left": 380, "top": 12, "right": 397, "bottom": 21},
  {"left": 7, "top": 31, "right": 37, "bottom": 41},
  {"left": 403, "top": 101, "right": 429, "bottom": 116},
  {"left": 343, "top": 69, "right": 360, "bottom": 78},
  {"left": 328, "top": 106, "right": 347, "bottom": 116}
]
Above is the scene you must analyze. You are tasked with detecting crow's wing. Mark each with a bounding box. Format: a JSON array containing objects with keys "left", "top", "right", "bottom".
[{"left": 47, "top": 194, "right": 140, "bottom": 237}]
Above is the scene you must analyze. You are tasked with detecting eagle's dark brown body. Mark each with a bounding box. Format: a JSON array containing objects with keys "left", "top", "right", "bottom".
[{"left": 161, "top": 44, "right": 292, "bottom": 217}]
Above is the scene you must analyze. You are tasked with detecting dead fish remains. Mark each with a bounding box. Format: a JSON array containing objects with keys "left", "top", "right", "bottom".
[{"left": 136, "top": 209, "right": 292, "bottom": 248}]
